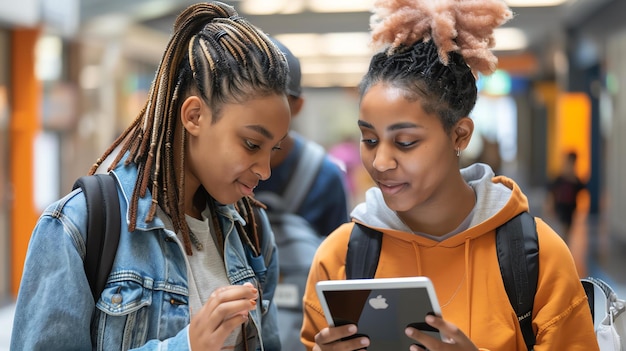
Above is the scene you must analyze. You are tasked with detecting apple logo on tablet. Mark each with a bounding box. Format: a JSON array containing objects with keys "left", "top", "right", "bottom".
[{"left": 368, "top": 295, "right": 389, "bottom": 309}]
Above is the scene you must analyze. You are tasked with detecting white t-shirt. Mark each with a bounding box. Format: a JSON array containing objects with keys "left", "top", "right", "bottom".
[{"left": 161, "top": 206, "right": 244, "bottom": 350}]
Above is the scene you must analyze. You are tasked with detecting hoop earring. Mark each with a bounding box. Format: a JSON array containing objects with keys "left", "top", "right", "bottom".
[{"left": 456, "top": 147, "right": 460, "bottom": 157}]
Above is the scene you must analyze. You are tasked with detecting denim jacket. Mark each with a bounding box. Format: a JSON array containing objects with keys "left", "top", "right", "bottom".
[{"left": 11, "top": 162, "right": 281, "bottom": 351}]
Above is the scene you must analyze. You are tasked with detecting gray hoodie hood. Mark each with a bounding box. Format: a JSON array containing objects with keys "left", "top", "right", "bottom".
[{"left": 351, "top": 163, "right": 513, "bottom": 232}]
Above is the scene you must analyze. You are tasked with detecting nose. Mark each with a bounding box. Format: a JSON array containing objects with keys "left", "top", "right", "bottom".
[
  {"left": 252, "top": 158, "right": 271, "bottom": 181},
  {"left": 372, "top": 144, "right": 397, "bottom": 172}
]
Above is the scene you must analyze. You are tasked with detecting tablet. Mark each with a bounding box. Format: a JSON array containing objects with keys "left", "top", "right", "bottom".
[{"left": 316, "top": 276, "right": 442, "bottom": 350}]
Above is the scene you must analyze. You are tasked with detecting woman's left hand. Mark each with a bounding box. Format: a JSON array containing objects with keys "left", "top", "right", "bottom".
[{"left": 405, "top": 314, "right": 479, "bottom": 351}]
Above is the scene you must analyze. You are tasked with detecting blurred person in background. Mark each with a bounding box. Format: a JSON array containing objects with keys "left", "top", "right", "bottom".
[
  {"left": 254, "top": 37, "right": 349, "bottom": 351},
  {"left": 258, "top": 37, "right": 349, "bottom": 242},
  {"left": 546, "top": 150, "right": 587, "bottom": 243},
  {"left": 11, "top": 2, "right": 289, "bottom": 350}
]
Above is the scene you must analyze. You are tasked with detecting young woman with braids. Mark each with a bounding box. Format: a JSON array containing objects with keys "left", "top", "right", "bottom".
[
  {"left": 12, "top": 2, "right": 290, "bottom": 350},
  {"left": 301, "top": 0, "right": 599, "bottom": 350}
]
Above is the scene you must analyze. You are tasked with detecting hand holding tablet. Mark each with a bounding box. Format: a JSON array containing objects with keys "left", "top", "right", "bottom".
[{"left": 316, "top": 276, "right": 442, "bottom": 351}]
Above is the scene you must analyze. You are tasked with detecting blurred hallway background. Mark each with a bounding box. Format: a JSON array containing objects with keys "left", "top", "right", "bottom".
[{"left": 2, "top": 0, "right": 626, "bottom": 348}]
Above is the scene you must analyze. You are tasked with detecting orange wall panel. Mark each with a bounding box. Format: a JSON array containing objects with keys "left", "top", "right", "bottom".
[
  {"left": 10, "top": 28, "right": 41, "bottom": 296},
  {"left": 555, "top": 92, "right": 591, "bottom": 213},
  {"left": 555, "top": 93, "right": 591, "bottom": 181}
]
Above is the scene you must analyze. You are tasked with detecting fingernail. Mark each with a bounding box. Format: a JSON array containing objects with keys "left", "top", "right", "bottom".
[
  {"left": 244, "top": 282, "right": 257, "bottom": 291},
  {"left": 425, "top": 315, "right": 435, "bottom": 323},
  {"left": 405, "top": 327, "right": 414, "bottom": 336},
  {"left": 348, "top": 325, "right": 357, "bottom": 333}
]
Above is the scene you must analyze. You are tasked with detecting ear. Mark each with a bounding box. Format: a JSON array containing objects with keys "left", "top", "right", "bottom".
[
  {"left": 180, "top": 96, "right": 204, "bottom": 137},
  {"left": 453, "top": 117, "right": 474, "bottom": 151},
  {"left": 288, "top": 96, "right": 304, "bottom": 119}
]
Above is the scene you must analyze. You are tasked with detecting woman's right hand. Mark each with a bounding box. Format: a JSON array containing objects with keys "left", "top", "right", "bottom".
[
  {"left": 189, "top": 282, "right": 258, "bottom": 351},
  {"left": 313, "top": 324, "right": 370, "bottom": 351}
]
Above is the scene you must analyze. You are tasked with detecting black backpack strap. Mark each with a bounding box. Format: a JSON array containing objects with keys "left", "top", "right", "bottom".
[
  {"left": 346, "top": 223, "right": 382, "bottom": 279},
  {"left": 73, "top": 173, "right": 121, "bottom": 302},
  {"left": 496, "top": 212, "right": 539, "bottom": 351}
]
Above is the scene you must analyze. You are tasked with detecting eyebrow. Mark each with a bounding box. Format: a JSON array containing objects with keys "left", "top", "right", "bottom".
[
  {"left": 357, "top": 120, "right": 420, "bottom": 131},
  {"left": 246, "top": 125, "right": 273, "bottom": 139}
]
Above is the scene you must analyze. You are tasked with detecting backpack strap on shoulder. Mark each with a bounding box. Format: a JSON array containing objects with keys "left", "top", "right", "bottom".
[
  {"left": 496, "top": 211, "right": 539, "bottom": 351},
  {"left": 346, "top": 223, "right": 382, "bottom": 279},
  {"left": 282, "top": 140, "right": 325, "bottom": 212},
  {"left": 254, "top": 140, "right": 325, "bottom": 216},
  {"left": 72, "top": 173, "right": 121, "bottom": 302}
]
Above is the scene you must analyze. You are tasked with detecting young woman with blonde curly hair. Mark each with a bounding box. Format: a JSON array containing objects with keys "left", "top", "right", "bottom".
[
  {"left": 300, "top": 0, "right": 599, "bottom": 350},
  {"left": 12, "top": 2, "right": 290, "bottom": 350}
]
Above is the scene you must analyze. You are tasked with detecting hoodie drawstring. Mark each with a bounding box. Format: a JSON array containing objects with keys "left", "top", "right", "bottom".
[
  {"left": 412, "top": 242, "right": 423, "bottom": 275},
  {"left": 465, "top": 237, "right": 473, "bottom": 338},
  {"left": 411, "top": 237, "right": 474, "bottom": 339}
]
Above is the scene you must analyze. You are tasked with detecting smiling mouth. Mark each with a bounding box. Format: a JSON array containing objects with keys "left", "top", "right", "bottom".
[
  {"left": 377, "top": 181, "right": 406, "bottom": 194},
  {"left": 238, "top": 181, "right": 257, "bottom": 196}
]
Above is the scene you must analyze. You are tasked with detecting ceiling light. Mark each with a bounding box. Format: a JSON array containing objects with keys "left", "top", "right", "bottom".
[
  {"left": 273, "top": 34, "right": 322, "bottom": 57},
  {"left": 493, "top": 28, "right": 528, "bottom": 51},
  {"left": 308, "top": 0, "right": 374, "bottom": 13},
  {"left": 241, "top": 0, "right": 303, "bottom": 14},
  {"left": 274, "top": 32, "right": 373, "bottom": 57},
  {"left": 322, "top": 33, "right": 372, "bottom": 56},
  {"left": 134, "top": 1, "right": 181, "bottom": 20},
  {"left": 504, "top": 0, "right": 568, "bottom": 7}
]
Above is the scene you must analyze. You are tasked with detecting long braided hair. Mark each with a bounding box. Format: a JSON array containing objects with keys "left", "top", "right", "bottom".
[
  {"left": 359, "top": 0, "right": 513, "bottom": 132},
  {"left": 89, "top": 2, "right": 288, "bottom": 255}
]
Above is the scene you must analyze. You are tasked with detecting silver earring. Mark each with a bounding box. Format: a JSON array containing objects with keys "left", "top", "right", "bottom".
[{"left": 456, "top": 147, "right": 460, "bottom": 157}]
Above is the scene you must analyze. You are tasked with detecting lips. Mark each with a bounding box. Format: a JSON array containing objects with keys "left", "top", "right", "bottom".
[
  {"left": 377, "top": 180, "right": 406, "bottom": 195},
  {"left": 238, "top": 181, "right": 258, "bottom": 196}
]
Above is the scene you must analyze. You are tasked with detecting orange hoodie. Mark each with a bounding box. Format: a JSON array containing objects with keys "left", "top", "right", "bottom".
[{"left": 301, "top": 164, "right": 598, "bottom": 351}]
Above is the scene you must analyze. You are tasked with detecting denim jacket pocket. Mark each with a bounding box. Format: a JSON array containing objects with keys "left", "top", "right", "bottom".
[{"left": 93, "top": 275, "right": 152, "bottom": 351}]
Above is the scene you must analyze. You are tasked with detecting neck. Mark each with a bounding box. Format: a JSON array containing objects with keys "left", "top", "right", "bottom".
[{"left": 398, "top": 180, "right": 476, "bottom": 236}]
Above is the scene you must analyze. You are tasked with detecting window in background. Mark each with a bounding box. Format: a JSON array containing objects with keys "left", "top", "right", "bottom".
[{"left": 467, "top": 72, "right": 518, "bottom": 175}]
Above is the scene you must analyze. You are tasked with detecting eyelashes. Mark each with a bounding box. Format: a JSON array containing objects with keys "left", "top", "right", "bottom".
[
  {"left": 245, "top": 139, "right": 282, "bottom": 151},
  {"left": 360, "top": 138, "right": 419, "bottom": 149},
  {"left": 245, "top": 139, "right": 260, "bottom": 150}
]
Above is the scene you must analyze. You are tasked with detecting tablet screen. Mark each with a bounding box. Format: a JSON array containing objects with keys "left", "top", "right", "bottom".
[{"left": 317, "top": 277, "right": 441, "bottom": 351}]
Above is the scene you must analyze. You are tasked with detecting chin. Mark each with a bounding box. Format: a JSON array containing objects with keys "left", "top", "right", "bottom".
[
  {"left": 381, "top": 196, "right": 408, "bottom": 212},
  {"left": 389, "top": 204, "right": 413, "bottom": 213}
]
